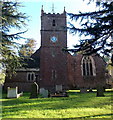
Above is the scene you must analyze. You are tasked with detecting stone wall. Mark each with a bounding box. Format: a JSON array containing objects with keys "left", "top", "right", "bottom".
[
  {"left": 67, "top": 54, "right": 106, "bottom": 89},
  {"left": 4, "top": 69, "right": 39, "bottom": 92}
]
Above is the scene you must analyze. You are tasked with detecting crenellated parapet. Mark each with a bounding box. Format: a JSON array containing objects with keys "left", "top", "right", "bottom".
[
  {"left": 41, "top": 5, "right": 66, "bottom": 17},
  {"left": 40, "top": 5, "right": 67, "bottom": 32}
]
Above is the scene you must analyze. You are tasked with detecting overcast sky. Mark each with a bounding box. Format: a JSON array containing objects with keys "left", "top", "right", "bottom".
[{"left": 16, "top": 0, "right": 96, "bottom": 50}]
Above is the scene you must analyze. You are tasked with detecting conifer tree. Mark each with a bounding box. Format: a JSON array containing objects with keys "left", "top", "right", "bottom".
[
  {"left": 67, "top": 1, "right": 113, "bottom": 64},
  {"left": 0, "top": 1, "right": 28, "bottom": 75}
]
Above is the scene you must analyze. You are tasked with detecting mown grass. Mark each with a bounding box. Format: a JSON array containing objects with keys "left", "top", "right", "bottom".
[{"left": 1, "top": 89, "right": 113, "bottom": 119}]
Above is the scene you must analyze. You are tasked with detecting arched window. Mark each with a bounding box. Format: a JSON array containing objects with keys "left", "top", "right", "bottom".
[
  {"left": 28, "top": 73, "right": 31, "bottom": 81},
  {"left": 81, "top": 56, "right": 96, "bottom": 76},
  {"left": 27, "top": 72, "right": 35, "bottom": 81}
]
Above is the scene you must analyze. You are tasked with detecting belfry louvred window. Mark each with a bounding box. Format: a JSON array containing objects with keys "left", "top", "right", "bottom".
[
  {"left": 52, "top": 19, "right": 55, "bottom": 26},
  {"left": 82, "top": 56, "right": 96, "bottom": 76}
]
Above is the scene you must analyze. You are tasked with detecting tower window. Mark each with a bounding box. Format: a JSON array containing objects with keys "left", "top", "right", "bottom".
[
  {"left": 81, "top": 56, "right": 96, "bottom": 76},
  {"left": 52, "top": 70, "right": 57, "bottom": 80},
  {"left": 52, "top": 19, "right": 56, "bottom": 26}
]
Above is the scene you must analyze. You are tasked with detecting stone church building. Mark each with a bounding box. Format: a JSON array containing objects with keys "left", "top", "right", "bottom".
[{"left": 4, "top": 7, "right": 106, "bottom": 92}]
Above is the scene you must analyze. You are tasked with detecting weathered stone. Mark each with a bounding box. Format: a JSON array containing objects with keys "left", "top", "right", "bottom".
[
  {"left": 56, "top": 85, "right": 63, "bottom": 92},
  {"left": 39, "top": 88, "right": 49, "bottom": 98},
  {"left": 7, "top": 87, "right": 22, "bottom": 98}
]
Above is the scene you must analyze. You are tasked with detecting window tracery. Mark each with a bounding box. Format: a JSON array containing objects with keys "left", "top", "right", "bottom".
[{"left": 81, "top": 56, "right": 96, "bottom": 76}]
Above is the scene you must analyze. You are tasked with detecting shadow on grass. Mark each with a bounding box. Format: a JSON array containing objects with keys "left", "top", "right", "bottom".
[
  {"left": 1, "top": 113, "right": 113, "bottom": 119},
  {"left": 2, "top": 92, "right": 112, "bottom": 107},
  {"left": 68, "top": 113, "right": 113, "bottom": 119},
  {"left": 2, "top": 91, "right": 112, "bottom": 118}
]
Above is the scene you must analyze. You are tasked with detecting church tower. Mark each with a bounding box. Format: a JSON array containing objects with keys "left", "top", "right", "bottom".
[{"left": 40, "top": 6, "right": 68, "bottom": 92}]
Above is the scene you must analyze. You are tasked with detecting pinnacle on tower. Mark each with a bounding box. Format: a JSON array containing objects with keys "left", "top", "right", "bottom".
[
  {"left": 41, "top": 5, "right": 44, "bottom": 14},
  {"left": 52, "top": 4, "right": 55, "bottom": 13},
  {"left": 64, "top": 6, "right": 66, "bottom": 13}
]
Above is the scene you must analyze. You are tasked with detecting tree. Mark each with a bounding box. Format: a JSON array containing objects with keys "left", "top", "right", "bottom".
[
  {"left": 67, "top": 1, "right": 113, "bottom": 64},
  {"left": 0, "top": 1, "right": 28, "bottom": 75},
  {"left": 19, "top": 38, "right": 37, "bottom": 57},
  {"left": 66, "top": 0, "right": 113, "bottom": 97}
]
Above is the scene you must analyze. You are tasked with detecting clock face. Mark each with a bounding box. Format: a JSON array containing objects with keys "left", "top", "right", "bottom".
[{"left": 51, "top": 36, "right": 57, "bottom": 43}]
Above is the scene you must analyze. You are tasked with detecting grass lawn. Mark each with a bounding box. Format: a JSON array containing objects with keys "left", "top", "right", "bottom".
[{"left": 1, "top": 89, "right": 113, "bottom": 119}]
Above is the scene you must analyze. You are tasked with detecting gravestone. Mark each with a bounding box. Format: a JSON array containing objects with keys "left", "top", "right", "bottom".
[
  {"left": 7, "top": 87, "right": 22, "bottom": 98},
  {"left": 80, "top": 88, "right": 87, "bottom": 93},
  {"left": 56, "top": 85, "right": 62, "bottom": 92},
  {"left": 39, "top": 88, "right": 48, "bottom": 98},
  {"left": 30, "top": 82, "right": 39, "bottom": 99},
  {"left": 96, "top": 85, "right": 105, "bottom": 97}
]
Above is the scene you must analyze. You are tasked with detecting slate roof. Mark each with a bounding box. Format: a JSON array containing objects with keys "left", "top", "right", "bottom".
[{"left": 22, "top": 48, "right": 40, "bottom": 69}]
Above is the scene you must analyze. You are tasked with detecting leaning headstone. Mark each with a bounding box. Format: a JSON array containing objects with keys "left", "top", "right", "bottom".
[
  {"left": 80, "top": 88, "right": 87, "bottom": 93},
  {"left": 30, "top": 82, "right": 39, "bottom": 99},
  {"left": 7, "top": 87, "right": 18, "bottom": 98},
  {"left": 39, "top": 88, "right": 48, "bottom": 98}
]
